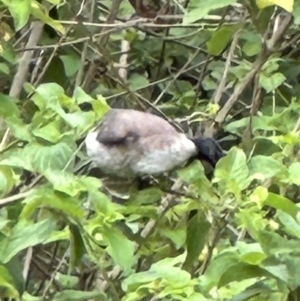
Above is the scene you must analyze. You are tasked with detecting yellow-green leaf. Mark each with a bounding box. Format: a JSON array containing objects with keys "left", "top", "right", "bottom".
[{"left": 256, "top": 0, "right": 293, "bottom": 12}]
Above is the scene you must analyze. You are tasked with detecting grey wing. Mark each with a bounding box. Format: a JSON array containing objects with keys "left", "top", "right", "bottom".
[
  {"left": 95, "top": 109, "right": 178, "bottom": 145},
  {"left": 95, "top": 110, "right": 139, "bottom": 145}
]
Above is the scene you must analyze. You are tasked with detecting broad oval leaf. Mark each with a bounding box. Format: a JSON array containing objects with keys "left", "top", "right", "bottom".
[
  {"left": 183, "top": 211, "right": 211, "bottom": 271},
  {"left": 214, "top": 147, "right": 250, "bottom": 193},
  {"left": 0, "top": 219, "right": 57, "bottom": 263},
  {"left": 1, "top": 0, "right": 31, "bottom": 31},
  {"left": 259, "top": 72, "right": 286, "bottom": 93},
  {"left": 207, "top": 24, "right": 241, "bottom": 56},
  {"left": 219, "top": 263, "right": 270, "bottom": 287},
  {"left": 1, "top": 142, "right": 75, "bottom": 173},
  {"left": 183, "top": 0, "right": 238, "bottom": 24},
  {"left": 102, "top": 226, "right": 135, "bottom": 274},
  {"left": 249, "top": 155, "right": 287, "bottom": 180}
]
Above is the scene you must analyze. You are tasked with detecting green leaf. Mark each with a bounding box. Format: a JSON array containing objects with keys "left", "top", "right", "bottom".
[
  {"left": 122, "top": 270, "right": 159, "bottom": 292},
  {"left": 178, "top": 160, "right": 205, "bottom": 182},
  {"left": 0, "top": 166, "right": 15, "bottom": 198},
  {"left": 129, "top": 73, "right": 149, "bottom": 90},
  {"left": 230, "top": 282, "right": 272, "bottom": 301},
  {"left": 276, "top": 210, "right": 300, "bottom": 239},
  {"left": 1, "top": 142, "right": 75, "bottom": 173},
  {"left": 5, "top": 116, "right": 32, "bottom": 142},
  {"left": 58, "top": 111, "right": 96, "bottom": 134},
  {"left": 32, "top": 119, "right": 66, "bottom": 143},
  {"left": 54, "top": 273, "right": 78, "bottom": 289},
  {"left": 0, "top": 264, "right": 20, "bottom": 298},
  {"left": 249, "top": 156, "right": 287, "bottom": 180},
  {"left": 286, "top": 162, "right": 300, "bottom": 185},
  {"left": 257, "top": 230, "right": 300, "bottom": 256},
  {"left": 260, "top": 257, "right": 290, "bottom": 284},
  {"left": 214, "top": 147, "right": 250, "bottom": 194},
  {"left": 259, "top": 72, "right": 286, "bottom": 93},
  {"left": 1, "top": 0, "right": 31, "bottom": 31},
  {"left": 128, "top": 187, "right": 164, "bottom": 205},
  {"left": 161, "top": 223, "right": 186, "bottom": 250},
  {"left": 263, "top": 193, "right": 298, "bottom": 219},
  {"left": 103, "top": 226, "right": 135, "bottom": 274},
  {"left": 183, "top": 0, "right": 238, "bottom": 24},
  {"left": 69, "top": 225, "right": 86, "bottom": 272},
  {"left": 237, "top": 242, "right": 267, "bottom": 265},
  {"left": 178, "top": 161, "right": 219, "bottom": 203},
  {"left": 125, "top": 256, "right": 192, "bottom": 292},
  {"left": 31, "top": 2, "right": 65, "bottom": 34},
  {"left": 242, "top": 41, "right": 262, "bottom": 57},
  {"left": 60, "top": 55, "right": 81, "bottom": 77},
  {"left": 73, "top": 86, "right": 95, "bottom": 104},
  {"left": 256, "top": 0, "right": 293, "bottom": 12},
  {"left": 0, "top": 40, "right": 17, "bottom": 64},
  {"left": 219, "top": 263, "right": 270, "bottom": 287},
  {"left": 200, "top": 251, "right": 239, "bottom": 292},
  {"left": 0, "top": 93, "right": 20, "bottom": 117},
  {"left": 207, "top": 24, "right": 241, "bottom": 55},
  {"left": 0, "top": 62, "right": 10, "bottom": 75},
  {"left": 151, "top": 263, "right": 192, "bottom": 288},
  {"left": 85, "top": 184, "right": 119, "bottom": 217},
  {"left": 20, "top": 187, "right": 85, "bottom": 221},
  {"left": 30, "top": 82, "right": 71, "bottom": 111},
  {"left": 43, "top": 170, "right": 87, "bottom": 197},
  {"left": 0, "top": 219, "right": 57, "bottom": 263},
  {"left": 249, "top": 186, "right": 268, "bottom": 205},
  {"left": 183, "top": 211, "right": 211, "bottom": 271},
  {"left": 52, "top": 290, "right": 106, "bottom": 301}
]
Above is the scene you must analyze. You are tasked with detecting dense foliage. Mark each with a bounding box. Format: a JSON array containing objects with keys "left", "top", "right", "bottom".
[{"left": 1, "top": 0, "right": 300, "bottom": 300}]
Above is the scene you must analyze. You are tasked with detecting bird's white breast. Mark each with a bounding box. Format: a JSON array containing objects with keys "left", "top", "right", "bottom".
[
  {"left": 84, "top": 131, "right": 136, "bottom": 177},
  {"left": 132, "top": 134, "right": 197, "bottom": 175},
  {"left": 84, "top": 131, "right": 197, "bottom": 177}
]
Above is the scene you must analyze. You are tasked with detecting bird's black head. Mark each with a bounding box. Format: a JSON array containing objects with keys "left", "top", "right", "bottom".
[{"left": 191, "top": 137, "right": 224, "bottom": 168}]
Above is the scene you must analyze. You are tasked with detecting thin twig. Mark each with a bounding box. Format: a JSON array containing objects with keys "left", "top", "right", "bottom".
[
  {"left": 213, "top": 31, "right": 240, "bottom": 104},
  {"left": 153, "top": 49, "right": 201, "bottom": 105},
  {"left": 10, "top": 21, "right": 44, "bottom": 98}
]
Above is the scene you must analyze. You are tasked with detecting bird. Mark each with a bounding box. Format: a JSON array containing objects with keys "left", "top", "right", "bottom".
[{"left": 84, "top": 109, "right": 224, "bottom": 178}]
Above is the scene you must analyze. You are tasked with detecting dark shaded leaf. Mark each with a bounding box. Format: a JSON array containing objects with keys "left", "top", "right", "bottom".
[
  {"left": 183, "top": 211, "right": 211, "bottom": 271},
  {"left": 219, "top": 262, "right": 270, "bottom": 287},
  {"left": 207, "top": 24, "right": 241, "bottom": 55},
  {"left": 69, "top": 225, "right": 86, "bottom": 272},
  {"left": 0, "top": 264, "right": 20, "bottom": 298}
]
